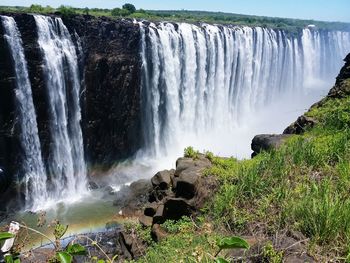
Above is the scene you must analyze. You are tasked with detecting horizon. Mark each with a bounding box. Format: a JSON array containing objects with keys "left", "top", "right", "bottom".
[{"left": 1, "top": 0, "right": 350, "bottom": 23}]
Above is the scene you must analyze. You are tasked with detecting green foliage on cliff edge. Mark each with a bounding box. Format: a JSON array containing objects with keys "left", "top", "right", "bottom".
[
  {"left": 0, "top": 5, "right": 349, "bottom": 32},
  {"left": 134, "top": 94, "right": 350, "bottom": 261}
]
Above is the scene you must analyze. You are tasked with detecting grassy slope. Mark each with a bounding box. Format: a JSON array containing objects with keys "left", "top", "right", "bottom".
[
  {"left": 1, "top": 5, "right": 350, "bottom": 32},
  {"left": 132, "top": 63, "right": 350, "bottom": 262}
]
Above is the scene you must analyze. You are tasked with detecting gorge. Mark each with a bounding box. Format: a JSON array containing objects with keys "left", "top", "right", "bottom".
[{"left": 0, "top": 13, "right": 349, "bottom": 213}]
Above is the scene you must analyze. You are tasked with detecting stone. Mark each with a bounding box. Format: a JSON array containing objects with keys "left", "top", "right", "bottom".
[
  {"left": 152, "top": 204, "right": 165, "bottom": 224},
  {"left": 283, "top": 116, "right": 317, "bottom": 135},
  {"left": 251, "top": 134, "right": 291, "bottom": 156},
  {"left": 129, "top": 179, "right": 152, "bottom": 197},
  {"left": 151, "top": 224, "right": 167, "bottom": 242},
  {"left": 175, "top": 156, "right": 211, "bottom": 176},
  {"left": 139, "top": 215, "right": 153, "bottom": 227},
  {"left": 173, "top": 170, "right": 200, "bottom": 199},
  {"left": 163, "top": 198, "right": 192, "bottom": 220},
  {"left": 144, "top": 202, "right": 158, "bottom": 217},
  {"left": 151, "top": 169, "right": 173, "bottom": 190},
  {"left": 88, "top": 181, "right": 99, "bottom": 190}
]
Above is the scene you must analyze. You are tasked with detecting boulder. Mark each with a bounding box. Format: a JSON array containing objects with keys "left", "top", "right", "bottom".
[
  {"left": 175, "top": 156, "right": 211, "bottom": 176},
  {"left": 144, "top": 202, "right": 158, "bottom": 217},
  {"left": 139, "top": 215, "right": 153, "bottom": 227},
  {"left": 162, "top": 198, "right": 192, "bottom": 220},
  {"left": 283, "top": 115, "right": 317, "bottom": 135},
  {"left": 152, "top": 204, "right": 165, "bottom": 224},
  {"left": 151, "top": 169, "right": 174, "bottom": 190},
  {"left": 251, "top": 134, "right": 291, "bottom": 156},
  {"left": 173, "top": 169, "right": 200, "bottom": 199},
  {"left": 88, "top": 181, "right": 99, "bottom": 190}
]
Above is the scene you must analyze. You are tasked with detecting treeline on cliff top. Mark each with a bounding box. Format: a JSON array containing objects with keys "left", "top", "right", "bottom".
[{"left": 0, "top": 4, "right": 350, "bottom": 32}]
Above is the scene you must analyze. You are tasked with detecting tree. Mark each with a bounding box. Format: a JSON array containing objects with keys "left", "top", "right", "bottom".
[
  {"left": 122, "top": 3, "right": 136, "bottom": 14},
  {"left": 111, "top": 7, "right": 122, "bottom": 16}
]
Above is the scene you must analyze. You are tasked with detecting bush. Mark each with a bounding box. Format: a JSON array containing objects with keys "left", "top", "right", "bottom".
[
  {"left": 58, "top": 5, "right": 76, "bottom": 17},
  {"left": 111, "top": 7, "right": 131, "bottom": 17},
  {"left": 184, "top": 146, "right": 199, "bottom": 159},
  {"left": 29, "top": 4, "right": 44, "bottom": 13}
]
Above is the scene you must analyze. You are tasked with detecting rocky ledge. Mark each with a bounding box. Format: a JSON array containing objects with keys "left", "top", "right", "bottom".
[
  {"left": 114, "top": 154, "right": 218, "bottom": 259},
  {"left": 251, "top": 53, "right": 350, "bottom": 156}
]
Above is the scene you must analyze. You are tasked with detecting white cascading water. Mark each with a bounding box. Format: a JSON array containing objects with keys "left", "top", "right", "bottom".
[
  {"left": 34, "top": 15, "right": 87, "bottom": 208},
  {"left": 139, "top": 22, "right": 350, "bottom": 161},
  {"left": 1, "top": 16, "right": 48, "bottom": 209}
]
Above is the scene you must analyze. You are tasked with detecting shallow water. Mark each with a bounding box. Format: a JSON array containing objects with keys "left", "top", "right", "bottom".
[{"left": 0, "top": 188, "right": 134, "bottom": 250}]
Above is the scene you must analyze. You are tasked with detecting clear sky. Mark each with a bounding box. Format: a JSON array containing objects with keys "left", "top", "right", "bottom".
[{"left": 2, "top": 0, "right": 350, "bottom": 22}]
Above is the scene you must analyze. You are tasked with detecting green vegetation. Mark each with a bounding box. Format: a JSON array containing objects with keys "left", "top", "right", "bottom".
[
  {"left": 184, "top": 146, "right": 200, "bottom": 159},
  {"left": 0, "top": 5, "right": 349, "bottom": 32},
  {"left": 134, "top": 91, "right": 350, "bottom": 261}
]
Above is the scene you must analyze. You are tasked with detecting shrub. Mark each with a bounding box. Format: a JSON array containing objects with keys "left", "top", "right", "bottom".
[
  {"left": 58, "top": 5, "right": 76, "bottom": 17},
  {"left": 184, "top": 146, "right": 199, "bottom": 159},
  {"left": 111, "top": 7, "right": 131, "bottom": 17},
  {"left": 29, "top": 4, "right": 44, "bottom": 13}
]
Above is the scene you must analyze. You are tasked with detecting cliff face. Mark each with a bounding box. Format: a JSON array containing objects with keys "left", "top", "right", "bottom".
[
  {"left": 0, "top": 13, "right": 142, "bottom": 201},
  {"left": 63, "top": 15, "right": 142, "bottom": 167},
  {"left": 0, "top": 13, "right": 141, "bottom": 166}
]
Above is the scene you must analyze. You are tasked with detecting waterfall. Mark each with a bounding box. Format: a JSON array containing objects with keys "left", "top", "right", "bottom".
[
  {"left": 1, "top": 16, "right": 48, "bottom": 209},
  {"left": 139, "top": 23, "right": 350, "bottom": 158},
  {"left": 34, "top": 15, "right": 87, "bottom": 206}
]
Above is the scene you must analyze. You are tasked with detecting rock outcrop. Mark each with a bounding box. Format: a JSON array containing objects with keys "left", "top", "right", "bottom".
[{"left": 138, "top": 155, "right": 217, "bottom": 242}]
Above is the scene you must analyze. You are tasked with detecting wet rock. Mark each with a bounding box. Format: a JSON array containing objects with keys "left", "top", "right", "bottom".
[
  {"left": 114, "top": 179, "right": 152, "bottom": 216},
  {"left": 129, "top": 179, "right": 152, "bottom": 197},
  {"left": 88, "top": 181, "right": 99, "bottom": 189}
]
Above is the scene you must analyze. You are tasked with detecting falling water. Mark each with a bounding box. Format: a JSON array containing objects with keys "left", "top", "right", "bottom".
[
  {"left": 139, "top": 23, "right": 350, "bottom": 159},
  {"left": 1, "top": 16, "right": 47, "bottom": 209},
  {"left": 34, "top": 15, "right": 87, "bottom": 206}
]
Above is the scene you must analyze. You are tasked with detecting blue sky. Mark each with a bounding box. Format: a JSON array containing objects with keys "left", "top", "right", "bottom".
[{"left": 2, "top": 0, "right": 350, "bottom": 22}]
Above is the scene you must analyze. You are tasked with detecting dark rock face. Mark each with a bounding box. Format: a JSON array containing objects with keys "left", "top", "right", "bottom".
[
  {"left": 62, "top": 15, "right": 142, "bottom": 167},
  {"left": 0, "top": 18, "right": 17, "bottom": 195},
  {"left": 0, "top": 13, "right": 143, "bottom": 205}
]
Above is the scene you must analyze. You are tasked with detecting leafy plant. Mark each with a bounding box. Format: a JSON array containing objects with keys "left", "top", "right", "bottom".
[
  {"left": 262, "top": 243, "right": 283, "bottom": 263},
  {"left": 0, "top": 232, "right": 14, "bottom": 241},
  {"left": 184, "top": 146, "right": 199, "bottom": 159},
  {"left": 0, "top": 232, "right": 20, "bottom": 263},
  {"left": 215, "top": 236, "right": 250, "bottom": 260}
]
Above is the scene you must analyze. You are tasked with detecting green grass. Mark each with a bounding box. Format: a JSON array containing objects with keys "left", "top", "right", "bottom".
[{"left": 135, "top": 95, "right": 350, "bottom": 262}]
